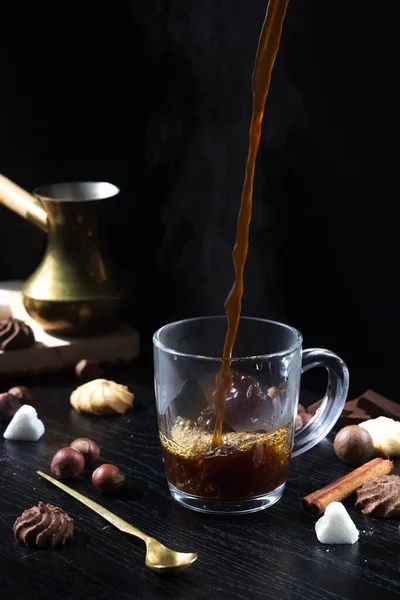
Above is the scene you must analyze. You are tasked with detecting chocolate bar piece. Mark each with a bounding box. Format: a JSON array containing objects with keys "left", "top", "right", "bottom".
[
  {"left": 358, "top": 389, "right": 400, "bottom": 420},
  {"left": 339, "top": 396, "right": 371, "bottom": 425},
  {"left": 341, "top": 398, "right": 361, "bottom": 415},
  {"left": 307, "top": 396, "right": 372, "bottom": 425},
  {"left": 338, "top": 409, "right": 371, "bottom": 425}
]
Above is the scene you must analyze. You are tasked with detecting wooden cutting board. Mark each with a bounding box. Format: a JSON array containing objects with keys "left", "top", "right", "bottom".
[{"left": 0, "top": 281, "right": 140, "bottom": 377}]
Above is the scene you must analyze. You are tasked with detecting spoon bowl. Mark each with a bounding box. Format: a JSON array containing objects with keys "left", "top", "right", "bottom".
[{"left": 145, "top": 538, "right": 198, "bottom": 572}]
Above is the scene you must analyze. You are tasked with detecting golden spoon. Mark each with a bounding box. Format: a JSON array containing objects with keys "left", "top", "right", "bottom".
[{"left": 37, "top": 471, "right": 198, "bottom": 572}]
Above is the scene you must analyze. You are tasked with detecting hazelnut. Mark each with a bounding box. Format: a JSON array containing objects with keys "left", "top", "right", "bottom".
[
  {"left": 301, "top": 413, "right": 314, "bottom": 426},
  {"left": 8, "top": 385, "right": 35, "bottom": 405},
  {"left": 75, "top": 359, "right": 103, "bottom": 381},
  {"left": 92, "top": 464, "right": 125, "bottom": 493},
  {"left": 333, "top": 425, "right": 374, "bottom": 465},
  {"left": 295, "top": 414, "right": 303, "bottom": 431},
  {"left": 0, "top": 392, "right": 22, "bottom": 422},
  {"left": 51, "top": 447, "right": 85, "bottom": 479},
  {"left": 70, "top": 438, "right": 100, "bottom": 467}
]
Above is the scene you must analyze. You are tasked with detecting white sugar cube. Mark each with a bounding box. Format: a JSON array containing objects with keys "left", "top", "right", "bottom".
[
  {"left": 3, "top": 405, "right": 45, "bottom": 442},
  {"left": 315, "top": 502, "right": 359, "bottom": 544}
]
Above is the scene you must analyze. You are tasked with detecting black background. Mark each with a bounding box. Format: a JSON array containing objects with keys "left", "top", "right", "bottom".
[{"left": 0, "top": 1, "right": 396, "bottom": 398}]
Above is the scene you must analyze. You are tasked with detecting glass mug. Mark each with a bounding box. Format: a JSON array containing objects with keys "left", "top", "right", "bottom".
[{"left": 153, "top": 317, "right": 349, "bottom": 514}]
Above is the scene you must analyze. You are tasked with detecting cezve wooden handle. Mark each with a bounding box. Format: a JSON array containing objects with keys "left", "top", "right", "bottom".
[{"left": 0, "top": 173, "right": 47, "bottom": 231}]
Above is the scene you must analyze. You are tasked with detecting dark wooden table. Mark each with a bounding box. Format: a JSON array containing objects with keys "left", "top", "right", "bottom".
[{"left": 1, "top": 365, "right": 399, "bottom": 600}]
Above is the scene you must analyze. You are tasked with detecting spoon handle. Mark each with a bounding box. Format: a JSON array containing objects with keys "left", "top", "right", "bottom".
[{"left": 37, "top": 471, "right": 149, "bottom": 542}]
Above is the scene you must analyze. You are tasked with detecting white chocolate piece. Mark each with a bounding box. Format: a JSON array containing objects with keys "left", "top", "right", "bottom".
[
  {"left": 315, "top": 502, "right": 359, "bottom": 544},
  {"left": 3, "top": 405, "right": 45, "bottom": 441},
  {"left": 70, "top": 378, "right": 134, "bottom": 416},
  {"left": 359, "top": 417, "right": 400, "bottom": 457}
]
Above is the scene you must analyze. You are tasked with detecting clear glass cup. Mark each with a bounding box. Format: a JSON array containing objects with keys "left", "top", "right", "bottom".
[{"left": 153, "top": 316, "right": 349, "bottom": 515}]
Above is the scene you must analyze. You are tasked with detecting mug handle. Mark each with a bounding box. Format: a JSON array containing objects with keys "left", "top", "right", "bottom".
[{"left": 292, "top": 348, "right": 349, "bottom": 458}]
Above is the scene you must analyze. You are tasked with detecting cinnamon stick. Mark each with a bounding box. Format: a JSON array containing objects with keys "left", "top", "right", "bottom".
[{"left": 301, "top": 457, "right": 394, "bottom": 517}]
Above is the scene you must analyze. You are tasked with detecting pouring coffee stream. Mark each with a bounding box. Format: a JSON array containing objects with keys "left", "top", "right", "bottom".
[
  {"left": 155, "top": 2, "right": 349, "bottom": 511},
  {"left": 212, "top": 0, "right": 291, "bottom": 447}
]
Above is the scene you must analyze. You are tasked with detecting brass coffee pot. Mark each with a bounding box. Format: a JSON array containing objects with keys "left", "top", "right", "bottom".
[{"left": 0, "top": 175, "right": 130, "bottom": 335}]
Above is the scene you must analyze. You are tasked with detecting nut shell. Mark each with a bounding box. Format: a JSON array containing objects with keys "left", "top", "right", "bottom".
[
  {"left": 0, "top": 392, "right": 22, "bottom": 421},
  {"left": 295, "top": 412, "right": 313, "bottom": 432},
  {"left": 51, "top": 447, "right": 85, "bottom": 479},
  {"left": 70, "top": 437, "right": 100, "bottom": 466},
  {"left": 13, "top": 502, "right": 73, "bottom": 548},
  {"left": 70, "top": 379, "right": 134, "bottom": 416},
  {"left": 8, "top": 385, "right": 35, "bottom": 405},
  {"left": 295, "top": 414, "right": 303, "bottom": 431},
  {"left": 301, "top": 413, "right": 314, "bottom": 426},
  {"left": 75, "top": 359, "right": 103, "bottom": 381},
  {"left": 333, "top": 425, "right": 374, "bottom": 464},
  {"left": 92, "top": 464, "right": 125, "bottom": 493}
]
